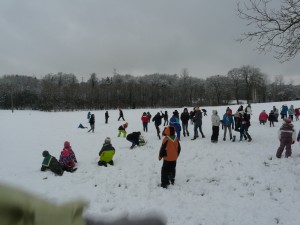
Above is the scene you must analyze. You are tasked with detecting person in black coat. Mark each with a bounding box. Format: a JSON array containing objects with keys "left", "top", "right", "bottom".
[
  {"left": 41, "top": 151, "right": 64, "bottom": 176},
  {"left": 268, "top": 110, "right": 276, "bottom": 127},
  {"left": 162, "top": 111, "right": 169, "bottom": 126},
  {"left": 88, "top": 114, "right": 95, "bottom": 133},
  {"left": 105, "top": 111, "right": 109, "bottom": 124},
  {"left": 118, "top": 109, "right": 125, "bottom": 121},
  {"left": 152, "top": 112, "right": 164, "bottom": 139},
  {"left": 180, "top": 108, "right": 190, "bottom": 137},
  {"left": 126, "top": 132, "right": 141, "bottom": 149}
]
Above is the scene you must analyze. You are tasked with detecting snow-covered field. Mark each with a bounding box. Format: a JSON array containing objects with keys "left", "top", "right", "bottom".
[{"left": 1, "top": 101, "right": 300, "bottom": 225}]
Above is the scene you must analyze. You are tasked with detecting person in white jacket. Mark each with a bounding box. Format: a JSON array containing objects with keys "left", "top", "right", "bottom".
[
  {"left": 245, "top": 104, "right": 252, "bottom": 120},
  {"left": 211, "top": 110, "right": 221, "bottom": 143}
]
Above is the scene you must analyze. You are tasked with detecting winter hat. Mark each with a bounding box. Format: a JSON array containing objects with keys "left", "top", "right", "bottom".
[
  {"left": 64, "top": 141, "right": 71, "bottom": 148},
  {"left": 173, "top": 110, "right": 179, "bottom": 115},
  {"left": 42, "top": 150, "right": 49, "bottom": 157},
  {"left": 283, "top": 118, "right": 292, "bottom": 123},
  {"left": 104, "top": 137, "right": 111, "bottom": 144}
]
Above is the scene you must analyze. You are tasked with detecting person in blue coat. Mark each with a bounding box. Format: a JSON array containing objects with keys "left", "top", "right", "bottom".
[
  {"left": 280, "top": 105, "right": 288, "bottom": 119},
  {"left": 169, "top": 110, "right": 181, "bottom": 140},
  {"left": 222, "top": 110, "right": 234, "bottom": 141}
]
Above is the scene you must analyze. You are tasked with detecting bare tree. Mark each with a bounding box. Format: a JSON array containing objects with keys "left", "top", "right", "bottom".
[
  {"left": 206, "top": 75, "right": 227, "bottom": 105},
  {"left": 237, "top": 0, "right": 300, "bottom": 62},
  {"left": 240, "top": 65, "right": 265, "bottom": 103},
  {"left": 180, "top": 68, "right": 191, "bottom": 106},
  {"left": 227, "top": 68, "right": 244, "bottom": 104}
]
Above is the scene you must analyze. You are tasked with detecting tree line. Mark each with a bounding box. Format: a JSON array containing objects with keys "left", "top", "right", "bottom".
[{"left": 0, "top": 65, "right": 299, "bottom": 111}]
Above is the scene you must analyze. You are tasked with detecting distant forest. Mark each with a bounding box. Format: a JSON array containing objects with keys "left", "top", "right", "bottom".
[{"left": 0, "top": 66, "right": 299, "bottom": 111}]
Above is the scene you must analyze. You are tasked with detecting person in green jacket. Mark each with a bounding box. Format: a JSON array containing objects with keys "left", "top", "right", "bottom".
[
  {"left": 41, "top": 150, "right": 64, "bottom": 176},
  {"left": 98, "top": 137, "right": 115, "bottom": 167}
]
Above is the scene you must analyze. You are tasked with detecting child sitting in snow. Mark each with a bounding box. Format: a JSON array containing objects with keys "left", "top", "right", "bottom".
[
  {"left": 59, "top": 141, "right": 77, "bottom": 172},
  {"left": 276, "top": 118, "right": 296, "bottom": 158},
  {"left": 41, "top": 150, "right": 64, "bottom": 176},
  {"left": 118, "top": 122, "right": 128, "bottom": 137},
  {"left": 78, "top": 123, "right": 87, "bottom": 129},
  {"left": 98, "top": 137, "right": 115, "bottom": 167}
]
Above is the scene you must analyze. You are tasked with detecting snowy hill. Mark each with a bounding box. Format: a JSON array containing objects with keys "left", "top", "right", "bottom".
[{"left": 1, "top": 101, "right": 300, "bottom": 225}]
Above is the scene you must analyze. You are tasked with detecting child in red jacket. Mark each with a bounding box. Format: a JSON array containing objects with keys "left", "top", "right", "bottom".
[
  {"left": 141, "top": 112, "right": 149, "bottom": 132},
  {"left": 59, "top": 141, "right": 77, "bottom": 172},
  {"left": 259, "top": 110, "right": 269, "bottom": 125}
]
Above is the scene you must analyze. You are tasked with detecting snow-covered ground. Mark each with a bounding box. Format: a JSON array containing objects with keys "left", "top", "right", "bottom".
[{"left": 1, "top": 101, "right": 300, "bottom": 225}]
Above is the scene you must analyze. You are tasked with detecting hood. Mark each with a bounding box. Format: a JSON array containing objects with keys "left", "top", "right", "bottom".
[{"left": 64, "top": 141, "right": 71, "bottom": 148}]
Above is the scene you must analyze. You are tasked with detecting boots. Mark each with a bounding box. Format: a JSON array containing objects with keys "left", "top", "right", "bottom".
[{"left": 232, "top": 135, "right": 236, "bottom": 142}]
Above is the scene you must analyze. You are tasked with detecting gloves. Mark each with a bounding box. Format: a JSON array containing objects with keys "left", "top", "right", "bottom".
[
  {"left": 158, "top": 157, "right": 162, "bottom": 161},
  {"left": 297, "top": 137, "right": 300, "bottom": 142},
  {"left": 292, "top": 141, "right": 295, "bottom": 144}
]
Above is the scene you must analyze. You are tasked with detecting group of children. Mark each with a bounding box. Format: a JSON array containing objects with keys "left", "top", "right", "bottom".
[
  {"left": 42, "top": 104, "right": 300, "bottom": 189},
  {"left": 41, "top": 124, "right": 178, "bottom": 189}
]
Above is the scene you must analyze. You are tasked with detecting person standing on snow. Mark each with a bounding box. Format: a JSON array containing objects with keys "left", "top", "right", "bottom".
[
  {"left": 276, "top": 118, "right": 296, "bottom": 158},
  {"left": 273, "top": 106, "right": 279, "bottom": 122},
  {"left": 88, "top": 114, "right": 95, "bottom": 133},
  {"left": 162, "top": 111, "right": 169, "bottom": 126},
  {"left": 259, "top": 110, "right": 269, "bottom": 125},
  {"left": 159, "top": 126, "right": 181, "bottom": 189},
  {"left": 288, "top": 105, "right": 295, "bottom": 121},
  {"left": 152, "top": 112, "right": 164, "bottom": 139},
  {"left": 268, "top": 110, "right": 276, "bottom": 127},
  {"left": 169, "top": 110, "right": 181, "bottom": 141},
  {"left": 244, "top": 104, "right": 252, "bottom": 120},
  {"left": 211, "top": 110, "right": 220, "bottom": 143},
  {"left": 191, "top": 107, "right": 205, "bottom": 140},
  {"left": 222, "top": 109, "right": 234, "bottom": 141},
  {"left": 105, "top": 111, "right": 109, "bottom": 124},
  {"left": 295, "top": 108, "right": 300, "bottom": 121},
  {"left": 141, "top": 112, "right": 149, "bottom": 132},
  {"left": 239, "top": 113, "right": 252, "bottom": 142},
  {"left": 180, "top": 108, "right": 190, "bottom": 137},
  {"left": 147, "top": 112, "right": 152, "bottom": 123},
  {"left": 280, "top": 105, "right": 288, "bottom": 119},
  {"left": 118, "top": 109, "right": 125, "bottom": 121}
]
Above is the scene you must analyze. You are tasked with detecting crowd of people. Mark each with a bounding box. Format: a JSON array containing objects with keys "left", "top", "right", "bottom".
[{"left": 42, "top": 104, "right": 300, "bottom": 189}]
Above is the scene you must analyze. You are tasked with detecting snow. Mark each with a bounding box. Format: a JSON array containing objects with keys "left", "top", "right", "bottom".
[{"left": 1, "top": 101, "right": 300, "bottom": 225}]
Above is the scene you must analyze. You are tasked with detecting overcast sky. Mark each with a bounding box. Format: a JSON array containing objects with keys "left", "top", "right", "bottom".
[{"left": 1, "top": 0, "right": 299, "bottom": 83}]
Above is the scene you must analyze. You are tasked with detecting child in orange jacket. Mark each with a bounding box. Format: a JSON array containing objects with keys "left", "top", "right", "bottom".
[{"left": 159, "top": 126, "right": 181, "bottom": 188}]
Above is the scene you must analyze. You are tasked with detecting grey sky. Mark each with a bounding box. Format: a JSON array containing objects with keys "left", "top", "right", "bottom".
[{"left": 0, "top": 0, "right": 299, "bottom": 83}]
